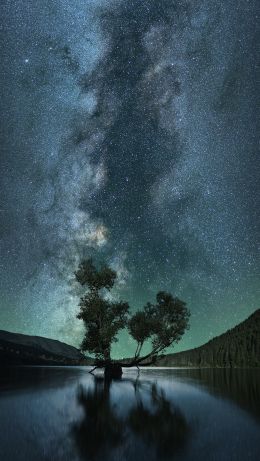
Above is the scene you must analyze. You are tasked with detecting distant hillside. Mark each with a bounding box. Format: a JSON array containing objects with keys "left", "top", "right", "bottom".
[
  {"left": 0, "top": 330, "right": 92, "bottom": 366},
  {"left": 1, "top": 309, "right": 259, "bottom": 368},
  {"left": 156, "top": 309, "right": 260, "bottom": 368}
]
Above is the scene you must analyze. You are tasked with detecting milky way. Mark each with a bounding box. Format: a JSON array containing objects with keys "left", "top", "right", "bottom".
[{"left": 0, "top": 0, "right": 259, "bottom": 357}]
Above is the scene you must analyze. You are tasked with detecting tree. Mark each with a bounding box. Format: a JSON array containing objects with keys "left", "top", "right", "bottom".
[
  {"left": 76, "top": 259, "right": 190, "bottom": 378},
  {"left": 76, "top": 259, "right": 129, "bottom": 366},
  {"left": 128, "top": 292, "right": 190, "bottom": 366}
]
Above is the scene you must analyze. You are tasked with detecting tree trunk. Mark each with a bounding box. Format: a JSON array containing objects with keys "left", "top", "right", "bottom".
[{"left": 104, "top": 363, "right": 122, "bottom": 380}]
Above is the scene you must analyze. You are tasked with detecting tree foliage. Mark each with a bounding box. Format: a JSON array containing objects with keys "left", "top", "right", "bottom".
[
  {"left": 128, "top": 292, "right": 190, "bottom": 364},
  {"left": 75, "top": 259, "right": 190, "bottom": 367},
  {"left": 76, "top": 259, "right": 129, "bottom": 361},
  {"left": 75, "top": 259, "right": 116, "bottom": 292}
]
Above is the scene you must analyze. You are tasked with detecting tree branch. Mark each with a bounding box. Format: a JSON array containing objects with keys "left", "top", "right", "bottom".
[
  {"left": 128, "top": 346, "right": 162, "bottom": 366},
  {"left": 89, "top": 366, "right": 99, "bottom": 374},
  {"left": 115, "top": 345, "right": 165, "bottom": 368},
  {"left": 134, "top": 342, "right": 140, "bottom": 358}
]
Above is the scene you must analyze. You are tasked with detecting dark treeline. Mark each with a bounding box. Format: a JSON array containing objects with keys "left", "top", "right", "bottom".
[
  {"left": 156, "top": 309, "right": 260, "bottom": 368},
  {"left": 0, "top": 330, "right": 90, "bottom": 366}
]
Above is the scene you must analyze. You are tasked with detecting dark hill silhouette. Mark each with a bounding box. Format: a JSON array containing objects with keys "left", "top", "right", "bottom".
[
  {"left": 1, "top": 309, "right": 259, "bottom": 368},
  {"left": 156, "top": 309, "right": 260, "bottom": 368},
  {"left": 0, "top": 330, "right": 91, "bottom": 366}
]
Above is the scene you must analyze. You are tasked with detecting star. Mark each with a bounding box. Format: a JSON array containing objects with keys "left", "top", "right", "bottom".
[{"left": 0, "top": 0, "right": 258, "bottom": 358}]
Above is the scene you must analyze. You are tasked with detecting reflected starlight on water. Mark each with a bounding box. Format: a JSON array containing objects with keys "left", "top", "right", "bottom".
[
  {"left": 73, "top": 377, "right": 190, "bottom": 460},
  {"left": 0, "top": 367, "right": 259, "bottom": 461}
]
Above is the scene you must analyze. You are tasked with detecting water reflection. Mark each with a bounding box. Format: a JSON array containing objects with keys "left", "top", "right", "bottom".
[
  {"left": 149, "top": 367, "right": 260, "bottom": 421},
  {"left": 128, "top": 381, "right": 190, "bottom": 458},
  {"left": 73, "top": 376, "right": 190, "bottom": 460},
  {"left": 0, "top": 365, "right": 86, "bottom": 393},
  {"left": 73, "top": 378, "right": 123, "bottom": 459},
  {"left": 0, "top": 367, "right": 259, "bottom": 461}
]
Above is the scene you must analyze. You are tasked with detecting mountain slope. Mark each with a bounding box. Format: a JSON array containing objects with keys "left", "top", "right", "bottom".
[
  {"left": 0, "top": 330, "right": 91, "bottom": 366},
  {"left": 156, "top": 309, "right": 260, "bottom": 367}
]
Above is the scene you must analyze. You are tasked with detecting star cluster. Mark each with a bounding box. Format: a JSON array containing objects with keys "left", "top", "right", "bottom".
[{"left": 0, "top": 0, "right": 259, "bottom": 357}]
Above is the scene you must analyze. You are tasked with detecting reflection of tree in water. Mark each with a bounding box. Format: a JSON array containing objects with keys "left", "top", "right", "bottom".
[
  {"left": 73, "top": 377, "right": 123, "bottom": 459},
  {"left": 128, "top": 382, "right": 190, "bottom": 459},
  {"left": 73, "top": 376, "right": 190, "bottom": 460}
]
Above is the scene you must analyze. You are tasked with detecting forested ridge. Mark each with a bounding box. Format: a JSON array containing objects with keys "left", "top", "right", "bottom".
[{"left": 156, "top": 309, "right": 260, "bottom": 367}]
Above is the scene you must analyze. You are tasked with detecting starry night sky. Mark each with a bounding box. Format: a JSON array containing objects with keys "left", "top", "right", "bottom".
[{"left": 0, "top": 0, "right": 259, "bottom": 358}]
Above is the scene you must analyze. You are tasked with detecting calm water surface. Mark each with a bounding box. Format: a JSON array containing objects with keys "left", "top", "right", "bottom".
[{"left": 0, "top": 367, "right": 259, "bottom": 461}]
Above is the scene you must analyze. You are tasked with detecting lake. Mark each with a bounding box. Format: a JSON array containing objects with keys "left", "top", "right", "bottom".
[{"left": 0, "top": 367, "right": 259, "bottom": 461}]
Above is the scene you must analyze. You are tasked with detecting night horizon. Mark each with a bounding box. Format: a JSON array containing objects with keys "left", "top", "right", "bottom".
[
  {"left": 1, "top": 0, "right": 259, "bottom": 360},
  {"left": 1, "top": 3, "right": 260, "bottom": 461}
]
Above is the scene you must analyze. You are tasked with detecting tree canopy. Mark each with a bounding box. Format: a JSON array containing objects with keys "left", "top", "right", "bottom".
[
  {"left": 76, "top": 259, "right": 129, "bottom": 361},
  {"left": 75, "top": 259, "right": 190, "bottom": 370}
]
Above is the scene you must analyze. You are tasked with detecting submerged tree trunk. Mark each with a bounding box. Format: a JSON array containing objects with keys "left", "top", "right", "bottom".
[
  {"left": 91, "top": 354, "right": 158, "bottom": 380},
  {"left": 104, "top": 363, "right": 123, "bottom": 380}
]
